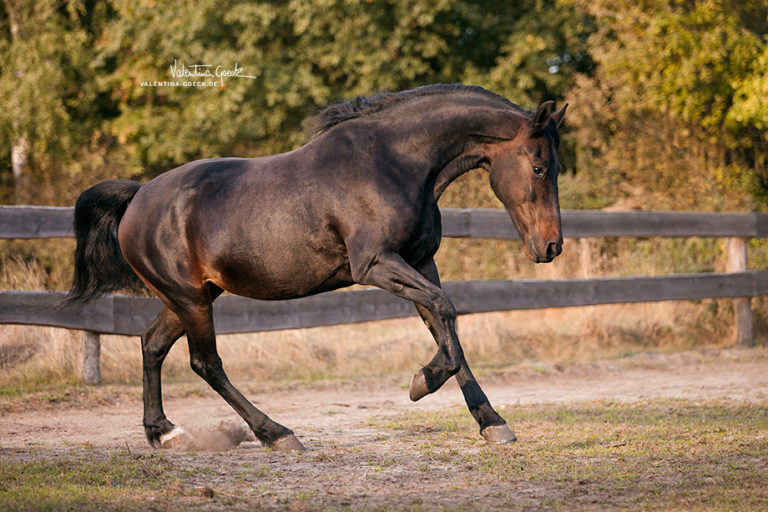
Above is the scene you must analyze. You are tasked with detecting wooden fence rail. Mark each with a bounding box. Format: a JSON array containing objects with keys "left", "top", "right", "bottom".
[
  {"left": 3, "top": 206, "right": 768, "bottom": 239},
  {"left": 2, "top": 272, "right": 766, "bottom": 336},
  {"left": 1, "top": 206, "right": 766, "bottom": 384}
]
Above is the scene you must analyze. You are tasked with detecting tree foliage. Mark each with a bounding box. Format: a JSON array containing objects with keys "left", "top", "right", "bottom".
[
  {"left": 566, "top": 0, "right": 768, "bottom": 211},
  {"left": 0, "top": 0, "right": 101, "bottom": 203},
  {"left": 0, "top": 0, "right": 766, "bottom": 212}
]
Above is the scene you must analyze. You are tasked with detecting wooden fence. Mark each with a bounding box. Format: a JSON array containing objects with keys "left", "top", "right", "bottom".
[{"left": 2, "top": 206, "right": 766, "bottom": 384}]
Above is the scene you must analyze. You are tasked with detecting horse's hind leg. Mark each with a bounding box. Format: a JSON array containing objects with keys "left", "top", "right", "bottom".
[
  {"left": 141, "top": 307, "right": 185, "bottom": 447},
  {"left": 141, "top": 308, "right": 184, "bottom": 447},
  {"left": 414, "top": 260, "right": 516, "bottom": 444},
  {"left": 177, "top": 299, "right": 304, "bottom": 451},
  {"left": 141, "top": 287, "right": 226, "bottom": 448}
]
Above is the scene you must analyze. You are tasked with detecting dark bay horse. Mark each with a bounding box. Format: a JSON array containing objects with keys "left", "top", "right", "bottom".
[{"left": 67, "top": 84, "right": 567, "bottom": 451}]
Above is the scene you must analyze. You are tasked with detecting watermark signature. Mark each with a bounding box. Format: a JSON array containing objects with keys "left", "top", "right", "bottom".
[{"left": 140, "top": 59, "right": 257, "bottom": 88}]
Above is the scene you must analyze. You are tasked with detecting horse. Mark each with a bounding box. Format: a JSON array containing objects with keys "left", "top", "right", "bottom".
[{"left": 67, "top": 84, "right": 567, "bottom": 451}]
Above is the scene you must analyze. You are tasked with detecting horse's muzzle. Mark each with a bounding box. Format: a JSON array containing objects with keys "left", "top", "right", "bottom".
[
  {"left": 544, "top": 240, "right": 562, "bottom": 261},
  {"left": 527, "top": 238, "right": 562, "bottom": 263}
]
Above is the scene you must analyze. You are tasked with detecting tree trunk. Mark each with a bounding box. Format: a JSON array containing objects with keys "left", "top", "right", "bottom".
[{"left": 11, "top": 134, "right": 29, "bottom": 203}]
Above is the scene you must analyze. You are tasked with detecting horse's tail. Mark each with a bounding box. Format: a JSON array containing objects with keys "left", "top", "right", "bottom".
[{"left": 65, "top": 179, "right": 145, "bottom": 304}]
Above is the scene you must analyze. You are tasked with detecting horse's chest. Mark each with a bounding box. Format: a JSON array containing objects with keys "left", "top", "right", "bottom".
[{"left": 399, "top": 210, "right": 441, "bottom": 266}]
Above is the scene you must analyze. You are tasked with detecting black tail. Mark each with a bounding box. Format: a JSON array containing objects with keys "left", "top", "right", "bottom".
[{"left": 65, "top": 179, "right": 145, "bottom": 303}]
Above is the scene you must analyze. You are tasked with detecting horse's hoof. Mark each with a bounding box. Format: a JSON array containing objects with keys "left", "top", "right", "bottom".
[
  {"left": 160, "top": 426, "right": 189, "bottom": 450},
  {"left": 481, "top": 424, "right": 517, "bottom": 444},
  {"left": 269, "top": 434, "right": 305, "bottom": 451},
  {"left": 409, "top": 369, "right": 429, "bottom": 402}
]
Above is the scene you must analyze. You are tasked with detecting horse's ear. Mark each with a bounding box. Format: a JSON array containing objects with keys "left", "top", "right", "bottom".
[
  {"left": 531, "top": 100, "right": 555, "bottom": 134},
  {"left": 551, "top": 103, "right": 568, "bottom": 128}
]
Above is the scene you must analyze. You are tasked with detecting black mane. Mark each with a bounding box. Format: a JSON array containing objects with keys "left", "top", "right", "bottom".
[{"left": 307, "top": 84, "right": 530, "bottom": 135}]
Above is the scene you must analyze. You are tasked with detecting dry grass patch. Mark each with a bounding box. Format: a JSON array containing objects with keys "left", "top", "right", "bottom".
[{"left": 0, "top": 296, "right": 753, "bottom": 394}]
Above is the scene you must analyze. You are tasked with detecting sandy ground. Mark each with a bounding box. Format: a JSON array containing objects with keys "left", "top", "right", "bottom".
[
  {"left": 2, "top": 348, "right": 767, "bottom": 510},
  {"left": 3, "top": 349, "right": 767, "bottom": 451}
]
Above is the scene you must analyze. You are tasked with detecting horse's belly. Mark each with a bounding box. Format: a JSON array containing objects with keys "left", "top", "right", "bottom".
[{"left": 207, "top": 248, "right": 354, "bottom": 301}]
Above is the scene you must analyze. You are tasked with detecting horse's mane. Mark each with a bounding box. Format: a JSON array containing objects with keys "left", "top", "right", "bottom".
[{"left": 307, "top": 84, "right": 530, "bottom": 135}]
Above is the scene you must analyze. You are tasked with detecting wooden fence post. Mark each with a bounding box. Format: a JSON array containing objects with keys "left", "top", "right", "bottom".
[
  {"left": 579, "top": 238, "right": 592, "bottom": 278},
  {"left": 726, "top": 237, "right": 753, "bottom": 347},
  {"left": 81, "top": 331, "right": 101, "bottom": 385}
]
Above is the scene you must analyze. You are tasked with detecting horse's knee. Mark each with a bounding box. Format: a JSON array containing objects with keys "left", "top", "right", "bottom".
[
  {"left": 141, "top": 342, "right": 167, "bottom": 368},
  {"left": 432, "top": 294, "right": 456, "bottom": 322}
]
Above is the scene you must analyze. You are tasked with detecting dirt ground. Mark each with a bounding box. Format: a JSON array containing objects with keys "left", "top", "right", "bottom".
[{"left": 2, "top": 347, "right": 767, "bottom": 510}]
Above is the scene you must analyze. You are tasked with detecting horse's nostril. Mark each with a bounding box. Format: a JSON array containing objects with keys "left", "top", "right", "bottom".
[{"left": 546, "top": 242, "right": 562, "bottom": 260}]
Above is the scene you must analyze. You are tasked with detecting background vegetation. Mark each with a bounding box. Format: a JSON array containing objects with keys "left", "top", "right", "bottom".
[
  {"left": 1, "top": 7, "right": 766, "bottom": 510},
  {"left": 1, "top": 0, "right": 766, "bottom": 211}
]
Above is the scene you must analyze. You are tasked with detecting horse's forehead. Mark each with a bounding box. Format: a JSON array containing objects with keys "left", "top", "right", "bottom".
[{"left": 520, "top": 131, "right": 557, "bottom": 157}]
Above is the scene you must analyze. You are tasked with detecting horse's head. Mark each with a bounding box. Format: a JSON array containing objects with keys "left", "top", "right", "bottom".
[{"left": 487, "top": 101, "right": 567, "bottom": 263}]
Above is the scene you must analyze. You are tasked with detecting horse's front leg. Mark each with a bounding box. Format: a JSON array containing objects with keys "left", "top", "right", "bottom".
[
  {"left": 353, "top": 250, "right": 464, "bottom": 397},
  {"left": 413, "top": 259, "right": 516, "bottom": 444}
]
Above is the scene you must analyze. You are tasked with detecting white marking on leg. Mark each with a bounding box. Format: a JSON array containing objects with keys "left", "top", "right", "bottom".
[{"left": 159, "top": 426, "right": 187, "bottom": 447}]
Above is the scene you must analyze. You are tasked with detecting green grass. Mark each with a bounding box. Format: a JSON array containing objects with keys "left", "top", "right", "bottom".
[
  {"left": 0, "top": 449, "right": 177, "bottom": 511},
  {"left": 374, "top": 398, "right": 768, "bottom": 510}
]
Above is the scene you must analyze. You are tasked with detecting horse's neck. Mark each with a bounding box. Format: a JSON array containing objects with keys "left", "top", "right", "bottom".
[
  {"left": 385, "top": 103, "right": 511, "bottom": 200},
  {"left": 431, "top": 152, "right": 488, "bottom": 200}
]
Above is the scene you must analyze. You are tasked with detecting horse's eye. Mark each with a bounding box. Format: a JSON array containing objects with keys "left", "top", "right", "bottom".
[{"left": 533, "top": 166, "right": 545, "bottom": 177}]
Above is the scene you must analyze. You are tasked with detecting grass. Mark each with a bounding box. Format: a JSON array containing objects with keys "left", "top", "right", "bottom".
[
  {"left": 372, "top": 398, "right": 768, "bottom": 510},
  {"left": 2, "top": 398, "right": 766, "bottom": 511},
  {"left": 0, "top": 449, "right": 176, "bottom": 511}
]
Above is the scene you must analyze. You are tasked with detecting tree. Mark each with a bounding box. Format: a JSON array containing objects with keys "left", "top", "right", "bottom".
[
  {"left": 91, "top": 0, "right": 591, "bottom": 183},
  {"left": 566, "top": 0, "right": 768, "bottom": 211},
  {"left": 0, "top": 0, "right": 102, "bottom": 204},
  {"left": 1, "top": 0, "right": 591, "bottom": 203}
]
